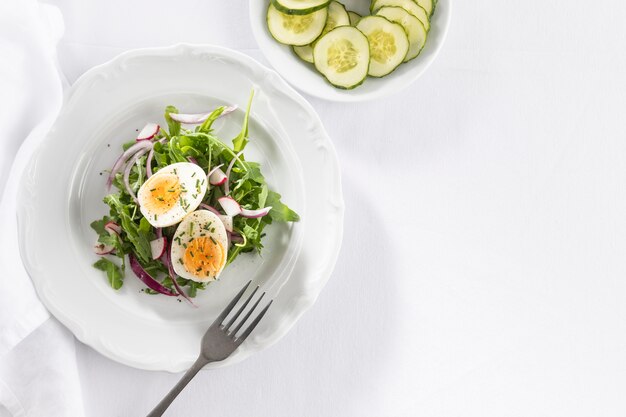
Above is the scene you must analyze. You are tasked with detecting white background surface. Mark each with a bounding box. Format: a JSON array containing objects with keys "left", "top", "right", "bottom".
[{"left": 19, "top": 0, "right": 626, "bottom": 415}]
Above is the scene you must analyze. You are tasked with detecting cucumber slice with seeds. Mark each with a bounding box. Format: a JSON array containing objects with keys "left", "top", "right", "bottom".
[
  {"left": 376, "top": 6, "right": 426, "bottom": 61},
  {"left": 292, "top": 1, "right": 350, "bottom": 63},
  {"left": 356, "top": 15, "right": 409, "bottom": 77},
  {"left": 313, "top": 26, "right": 370, "bottom": 89},
  {"left": 267, "top": 3, "right": 328, "bottom": 46},
  {"left": 348, "top": 11, "right": 362, "bottom": 26},
  {"left": 371, "top": 0, "right": 430, "bottom": 31},
  {"left": 271, "top": 0, "right": 330, "bottom": 15}
]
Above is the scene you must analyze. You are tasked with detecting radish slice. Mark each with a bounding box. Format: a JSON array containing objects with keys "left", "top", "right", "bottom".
[
  {"left": 93, "top": 241, "right": 114, "bottom": 255},
  {"left": 129, "top": 254, "right": 178, "bottom": 296},
  {"left": 155, "top": 228, "right": 163, "bottom": 239},
  {"left": 240, "top": 207, "right": 272, "bottom": 218},
  {"left": 104, "top": 221, "right": 122, "bottom": 235},
  {"left": 218, "top": 215, "right": 233, "bottom": 232},
  {"left": 94, "top": 224, "right": 122, "bottom": 254},
  {"left": 224, "top": 151, "right": 243, "bottom": 195},
  {"left": 136, "top": 123, "right": 159, "bottom": 141},
  {"left": 218, "top": 196, "right": 242, "bottom": 216},
  {"left": 207, "top": 163, "right": 224, "bottom": 178},
  {"left": 150, "top": 237, "right": 167, "bottom": 260},
  {"left": 168, "top": 105, "right": 238, "bottom": 124},
  {"left": 199, "top": 203, "right": 221, "bottom": 216},
  {"left": 209, "top": 168, "right": 227, "bottom": 186}
]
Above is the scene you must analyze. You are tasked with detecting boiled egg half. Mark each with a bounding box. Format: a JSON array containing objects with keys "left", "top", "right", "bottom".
[
  {"left": 137, "top": 162, "right": 207, "bottom": 228},
  {"left": 171, "top": 210, "right": 229, "bottom": 282}
]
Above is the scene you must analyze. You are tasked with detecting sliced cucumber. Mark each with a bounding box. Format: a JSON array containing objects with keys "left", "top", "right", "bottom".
[
  {"left": 356, "top": 15, "right": 409, "bottom": 77},
  {"left": 417, "top": 0, "right": 433, "bottom": 16},
  {"left": 291, "top": 1, "right": 349, "bottom": 63},
  {"left": 267, "top": 4, "right": 328, "bottom": 46},
  {"left": 293, "top": 45, "right": 314, "bottom": 63},
  {"left": 376, "top": 6, "right": 426, "bottom": 61},
  {"left": 320, "top": 1, "right": 350, "bottom": 35},
  {"left": 348, "top": 11, "right": 362, "bottom": 26},
  {"left": 313, "top": 26, "right": 370, "bottom": 89},
  {"left": 271, "top": 0, "right": 330, "bottom": 15},
  {"left": 371, "top": 0, "right": 430, "bottom": 31}
]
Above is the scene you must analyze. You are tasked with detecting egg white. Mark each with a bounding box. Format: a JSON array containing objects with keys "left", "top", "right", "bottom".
[
  {"left": 137, "top": 162, "right": 207, "bottom": 228},
  {"left": 171, "top": 210, "right": 229, "bottom": 282}
]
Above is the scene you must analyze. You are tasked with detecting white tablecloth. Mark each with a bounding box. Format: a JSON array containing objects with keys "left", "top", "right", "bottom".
[{"left": 9, "top": 0, "right": 626, "bottom": 415}]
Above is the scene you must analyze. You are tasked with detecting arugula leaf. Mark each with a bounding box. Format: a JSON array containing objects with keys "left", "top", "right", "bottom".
[
  {"left": 90, "top": 217, "right": 111, "bottom": 235},
  {"left": 167, "top": 136, "right": 188, "bottom": 163},
  {"left": 266, "top": 191, "right": 300, "bottom": 222},
  {"left": 198, "top": 106, "right": 227, "bottom": 133},
  {"left": 93, "top": 258, "right": 124, "bottom": 290},
  {"left": 104, "top": 194, "right": 152, "bottom": 263},
  {"left": 165, "top": 105, "right": 181, "bottom": 137},
  {"left": 232, "top": 90, "right": 254, "bottom": 153}
]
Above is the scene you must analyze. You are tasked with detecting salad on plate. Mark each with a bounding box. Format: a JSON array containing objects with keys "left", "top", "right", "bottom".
[{"left": 91, "top": 92, "right": 299, "bottom": 304}]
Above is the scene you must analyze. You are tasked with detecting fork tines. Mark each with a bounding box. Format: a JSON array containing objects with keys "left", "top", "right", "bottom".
[{"left": 215, "top": 280, "right": 273, "bottom": 343}]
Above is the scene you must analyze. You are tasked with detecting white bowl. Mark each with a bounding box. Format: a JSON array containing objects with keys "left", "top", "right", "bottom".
[
  {"left": 249, "top": 0, "right": 452, "bottom": 102},
  {"left": 17, "top": 44, "right": 344, "bottom": 372}
]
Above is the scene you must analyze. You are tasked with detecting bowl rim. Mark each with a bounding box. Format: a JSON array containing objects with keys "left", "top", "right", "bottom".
[{"left": 248, "top": 0, "right": 453, "bottom": 102}]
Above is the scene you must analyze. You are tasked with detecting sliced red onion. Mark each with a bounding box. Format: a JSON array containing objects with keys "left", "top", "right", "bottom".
[
  {"left": 199, "top": 203, "right": 221, "bottom": 216},
  {"left": 168, "top": 105, "right": 238, "bottom": 124},
  {"left": 155, "top": 227, "right": 163, "bottom": 239},
  {"left": 129, "top": 254, "right": 177, "bottom": 296},
  {"left": 106, "top": 141, "right": 152, "bottom": 190},
  {"left": 123, "top": 146, "right": 151, "bottom": 204},
  {"left": 218, "top": 214, "right": 233, "bottom": 232},
  {"left": 170, "top": 112, "right": 211, "bottom": 124},
  {"left": 104, "top": 221, "right": 122, "bottom": 235},
  {"left": 162, "top": 243, "right": 195, "bottom": 306},
  {"left": 240, "top": 207, "right": 272, "bottom": 219},
  {"left": 224, "top": 151, "right": 243, "bottom": 195},
  {"left": 188, "top": 156, "right": 199, "bottom": 165},
  {"left": 150, "top": 237, "right": 167, "bottom": 260},
  {"left": 229, "top": 231, "right": 244, "bottom": 244},
  {"left": 232, "top": 231, "right": 246, "bottom": 247},
  {"left": 136, "top": 123, "right": 160, "bottom": 141},
  {"left": 146, "top": 146, "right": 155, "bottom": 178},
  {"left": 207, "top": 163, "right": 224, "bottom": 177},
  {"left": 209, "top": 168, "right": 227, "bottom": 186},
  {"left": 218, "top": 196, "right": 242, "bottom": 216},
  {"left": 230, "top": 236, "right": 244, "bottom": 245}
]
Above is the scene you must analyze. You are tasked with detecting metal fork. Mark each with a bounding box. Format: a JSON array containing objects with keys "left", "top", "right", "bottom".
[{"left": 146, "top": 281, "right": 272, "bottom": 417}]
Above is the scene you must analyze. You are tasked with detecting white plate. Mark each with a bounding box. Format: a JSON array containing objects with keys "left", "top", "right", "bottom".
[
  {"left": 249, "top": 0, "right": 452, "bottom": 102},
  {"left": 17, "top": 44, "right": 344, "bottom": 372}
]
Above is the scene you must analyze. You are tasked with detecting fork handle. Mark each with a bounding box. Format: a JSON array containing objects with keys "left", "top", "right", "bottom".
[{"left": 146, "top": 356, "right": 211, "bottom": 417}]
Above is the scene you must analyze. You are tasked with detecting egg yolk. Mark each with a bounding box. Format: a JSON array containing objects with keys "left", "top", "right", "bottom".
[
  {"left": 183, "top": 236, "right": 225, "bottom": 278},
  {"left": 143, "top": 173, "right": 181, "bottom": 214}
]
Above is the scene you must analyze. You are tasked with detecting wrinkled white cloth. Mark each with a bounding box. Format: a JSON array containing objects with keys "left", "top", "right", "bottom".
[
  {"left": 0, "top": 1, "right": 83, "bottom": 416},
  {"left": 4, "top": 0, "right": 626, "bottom": 416}
]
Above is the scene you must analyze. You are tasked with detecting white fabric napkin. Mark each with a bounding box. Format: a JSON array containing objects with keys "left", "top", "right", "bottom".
[{"left": 0, "top": 1, "right": 84, "bottom": 416}]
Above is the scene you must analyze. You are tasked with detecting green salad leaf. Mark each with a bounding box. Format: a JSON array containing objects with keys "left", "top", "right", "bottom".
[
  {"left": 93, "top": 258, "right": 124, "bottom": 290},
  {"left": 91, "top": 91, "right": 299, "bottom": 298},
  {"left": 232, "top": 91, "right": 254, "bottom": 153}
]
